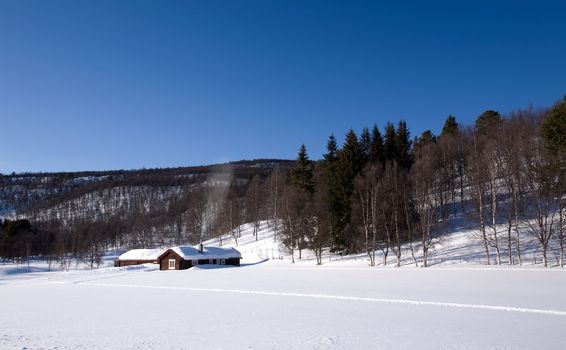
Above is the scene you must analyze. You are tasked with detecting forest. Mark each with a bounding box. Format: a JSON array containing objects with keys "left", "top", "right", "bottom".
[{"left": 1, "top": 97, "right": 565, "bottom": 268}]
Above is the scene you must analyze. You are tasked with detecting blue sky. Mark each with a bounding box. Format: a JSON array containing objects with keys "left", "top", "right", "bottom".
[{"left": 1, "top": 0, "right": 565, "bottom": 173}]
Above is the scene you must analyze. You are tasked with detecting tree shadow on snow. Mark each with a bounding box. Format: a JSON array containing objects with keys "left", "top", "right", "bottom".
[
  {"left": 0, "top": 265, "right": 53, "bottom": 275},
  {"left": 240, "top": 259, "right": 270, "bottom": 267}
]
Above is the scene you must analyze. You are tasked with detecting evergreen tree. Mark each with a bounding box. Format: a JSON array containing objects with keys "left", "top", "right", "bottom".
[
  {"left": 322, "top": 135, "right": 339, "bottom": 204},
  {"left": 313, "top": 135, "right": 341, "bottom": 261},
  {"left": 338, "top": 129, "right": 364, "bottom": 178},
  {"left": 290, "top": 144, "right": 314, "bottom": 195},
  {"left": 359, "top": 127, "right": 371, "bottom": 166},
  {"left": 541, "top": 96, "right": 566, "bottom": 198},
  {"left": 396, "top": 120, "right": 413, "bottom": 170},
  {"left": 541, "top": 95, "right": 566, "bottom": 156},
  {"left": 322, "top": 134, "right": 340, "bottom": 241},
  {"left": 384, "top": 122, "right": 397, "bottom": 163},
  {"left": 475, "top": 110, "right": 502, "bottom": 136},
  {"left": 413, "top": 130, "right": 436, "bottom": 156},
  {"left": 441, "top": 115, "right": 459, "bottom": 137},
  {"left": 369, "top": 124, "right": 384, "bottom": 165},
  {"left": 419, "top": 130, "right": 436, "bottom": 144},
  {"left": 333, "top": 129, "right": 364, "bottom": 252},
  {"left": 324, "top": 134, "right": 338, "bottom": 163}
]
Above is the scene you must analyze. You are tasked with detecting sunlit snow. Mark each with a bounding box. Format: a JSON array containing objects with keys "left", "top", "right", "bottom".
[{"left": 1, "top": 223, "right": 565, "bottom": 349}]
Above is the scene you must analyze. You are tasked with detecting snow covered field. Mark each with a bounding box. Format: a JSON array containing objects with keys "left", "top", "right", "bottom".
[
  {"left": 1, "top": 262, "right": 565, "bottom": 349},
  {"left": 1, "top": 224, "right": 565, "bottom": 349}
]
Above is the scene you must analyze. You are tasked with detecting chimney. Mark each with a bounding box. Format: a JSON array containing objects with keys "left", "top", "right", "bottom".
[{"left": 199, "top": 243, "right": 204, "bottom": 253}]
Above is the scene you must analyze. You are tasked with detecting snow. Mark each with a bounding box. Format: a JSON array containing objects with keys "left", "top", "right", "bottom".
[
  {"left": 202, "top": 222, "right": 286, "bottom": 264},
  {"left": 204, "top": 220, "right": 562, "bottom": 268},
  {"left": 171, "top": 246, "right": 242, "bottom": 260},
  {"left": 1, "top": 222, "right": 565, "bottom": 349},
  {"left": 118, "top": 245, "right": 241, "bottom": 262},
  {"left": 117, "top": 246, "right": 241, "bottom": 262},
  {"left": 118, "top": 248, "right": 163, "bottom": 261},
  {"left": 1, "top": 261, "right": 565, "bottom": 349}
]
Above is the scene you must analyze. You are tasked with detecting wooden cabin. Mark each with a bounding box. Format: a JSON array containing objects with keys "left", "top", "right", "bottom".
[
  {"left": 115, "top": 246, "right": 242, "bottom": 270},
  {"left": 157, "top": 245, "right": 242, "bottom": 270}
]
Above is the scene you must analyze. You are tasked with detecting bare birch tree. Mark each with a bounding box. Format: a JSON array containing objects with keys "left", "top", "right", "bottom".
[{"left": 411, "top": 140, "right": 438, "bottom": 267}]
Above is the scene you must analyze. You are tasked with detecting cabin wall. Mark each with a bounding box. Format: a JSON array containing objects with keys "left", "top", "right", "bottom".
[
  {"left": 116, "top": 260, "right": 156, "bottom": 267},
  {"left": 225, "top": 258, "right": 240, "bottom": 266},
  {"left": 180, "top": 260, "right": 192, "bottom": 270},
  {"left": 154, "top": 250, "right": 242, "bottom": 270},
  {"left": 159, "top": 252, "right": 181, "bottom": 270}
]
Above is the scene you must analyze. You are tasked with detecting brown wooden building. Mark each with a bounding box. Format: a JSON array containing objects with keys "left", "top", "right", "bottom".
[
  {"left": 157, "top": 246, "right": 242, "bottom": 270},
  {"left": 115, "top": 246, "right": 241, "bottom": 270}
]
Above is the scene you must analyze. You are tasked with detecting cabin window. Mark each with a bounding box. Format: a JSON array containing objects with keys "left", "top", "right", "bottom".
[{"left": 168, "top": 259, "right": 175, "bottom": 269}]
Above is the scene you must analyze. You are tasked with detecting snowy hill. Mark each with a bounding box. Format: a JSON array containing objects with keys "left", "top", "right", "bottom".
[
  {"left": 200, "top": 219, "right": 562, "bottom": 268},
  {"left": 202, "top": 221, "right": 285, "bottom": 264}
]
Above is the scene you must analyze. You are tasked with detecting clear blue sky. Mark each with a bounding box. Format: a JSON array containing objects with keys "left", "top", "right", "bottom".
[{"left": 1, "top": 0, "right": 565, "bottom": 173}]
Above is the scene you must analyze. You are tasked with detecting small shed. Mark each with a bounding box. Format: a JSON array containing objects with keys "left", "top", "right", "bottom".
[
  {"left": 114, "top": 248, "right": 163, "bottom": 267},
  {"left": 157, "top": 245, "right": 242, "bottom": 270}
]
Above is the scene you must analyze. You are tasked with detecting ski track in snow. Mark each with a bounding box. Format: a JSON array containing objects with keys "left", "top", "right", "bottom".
[
  {"left": 252, "top": 266, "right": 566, "bottom": 272},
  {"left": 59, "top": 281, "right": 566, "bottom": 317}
]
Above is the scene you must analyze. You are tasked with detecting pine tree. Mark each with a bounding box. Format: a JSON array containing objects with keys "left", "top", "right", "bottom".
[
  {"left": 370, "top": 124, "right": 384, "bottom": 165},
  {"left": 287, "top": 145, "right": 316, "bottom": 261},
  {"left": 475, "top": 110, "right": 502, "bottom": 136},
  {"left": 396, "top": 120, "right": 413, "bottom": 170},
  {"left": 322, "top": 134, "right": 340, "bottom": 240},
  {"left": 324, "top": 134, "right": 338, "bottom": 163},
  {"left": 384, "top": 122, "right": 397, "bottom": 163},
  {"left": 339, "top": 129, "right": 364, "bottom": 179},
  {"left": 541, "top": 95, "right": 566, "bottom": 156},
  {"left": 333, "top": 129, "right": 364, "bottom": 252},
  {"left": 540, "top": 95, "right": 566, "bottom": 200},
  {"left": 420, "top": 130, "right": 435, "bottom": 144},
  {"left": 322, "top": 135, "right": 339, "bottom": 208},
  {"left": 290, "top": 144, "right": 314, "bottom": 195},
  {"left": 314, "top": 135, "right": 340, "bottom": 261},
  {"left": 413, "top": 130, "right": 436, "bottom": 157},
  {"left": 441, "top": 115, "right": 459, "bottom": 137},
  {"left": 359, "top": 127, "right": 371, "bottom": 166}
]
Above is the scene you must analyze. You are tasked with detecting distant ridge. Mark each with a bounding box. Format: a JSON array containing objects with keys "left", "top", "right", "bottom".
[{"left": 0, "top": 158, "right": 295, "bottom": 177}]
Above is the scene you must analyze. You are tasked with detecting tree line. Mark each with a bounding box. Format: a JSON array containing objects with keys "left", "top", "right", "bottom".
[
  {"left": 0, "top": 98, "right": 564, "bottom": 268},
  {"left": 280, "top": 97, "right": 565, "bottom": 267}
]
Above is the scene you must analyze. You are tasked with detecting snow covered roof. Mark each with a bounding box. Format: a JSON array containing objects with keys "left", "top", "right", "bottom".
[
  {"left": 119, "top": 246, "right": 241, "bottom": 262},
  {"left": 118, "top": 248, "right": 163, "bottom": 261},
  {"left": 169, "top": 246, "right": 241, "bottom": 260}
]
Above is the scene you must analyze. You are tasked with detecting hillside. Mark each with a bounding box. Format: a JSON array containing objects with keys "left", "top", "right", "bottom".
[
  {"left": 2, "top": 101, "right": 565, "bottom": 272},
  {"left": 0, "top": 159, "right": 293, "bottom": 217},
  {"left": 206, "top": 219, "right": 564, "bottom": 268},
  {"left": 0, "top": 160, "right": 293, "bottom": 261}
]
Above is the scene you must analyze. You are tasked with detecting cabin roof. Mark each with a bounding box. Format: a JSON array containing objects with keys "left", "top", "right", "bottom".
[
  {"left": 118, "top": 248, "right": 163, "bottom": 261},
  {"left": 168, "top": 246, "right": 242, "bottom": 260},
  {"left": 119, "top": 246, "right": 241, "bottom": 262}
]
